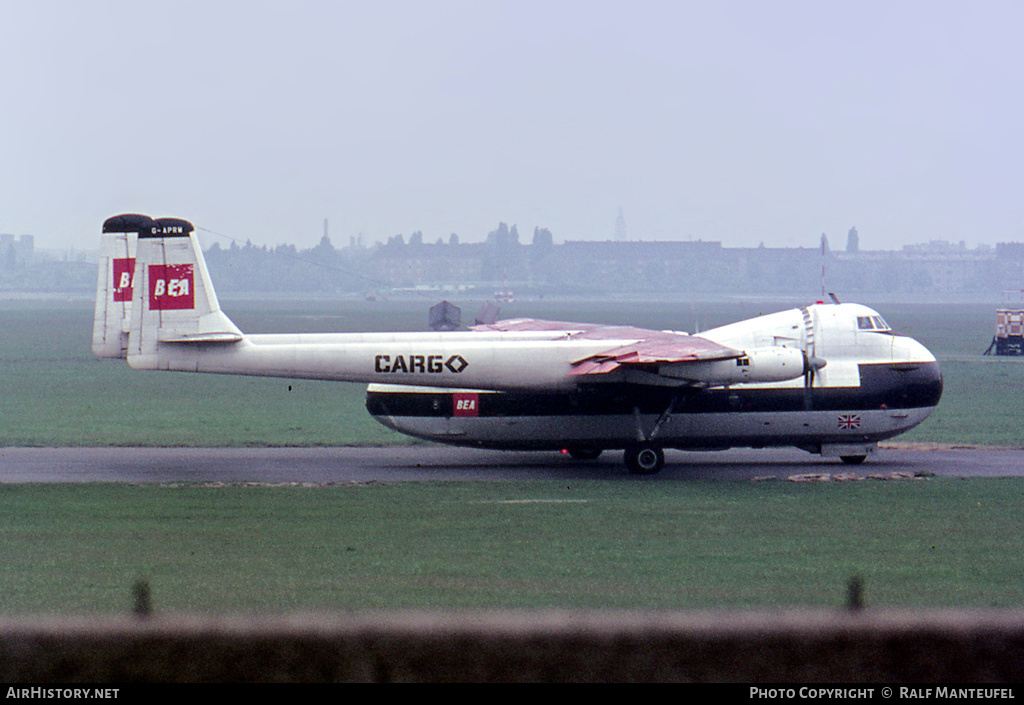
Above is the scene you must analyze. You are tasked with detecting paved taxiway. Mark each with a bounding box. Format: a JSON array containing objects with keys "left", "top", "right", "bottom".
[{"left": 0, "top": 445, "right": 1021, "bottom": 483}]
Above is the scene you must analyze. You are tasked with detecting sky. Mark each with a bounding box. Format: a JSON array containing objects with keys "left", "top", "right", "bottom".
[{"left": 2, "top": 0, "right": 1022, "bottom": 252}]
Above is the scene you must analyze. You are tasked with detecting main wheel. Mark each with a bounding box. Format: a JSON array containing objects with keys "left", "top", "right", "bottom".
[
  {"left": 840, "top": 455, "right": 867, "bottom": 465},
  {"left": 624, "top": 444, "right": 665, "bottom": 475},
  {"left": 567, "top": 448, "right": 602, "bottom": 461}
]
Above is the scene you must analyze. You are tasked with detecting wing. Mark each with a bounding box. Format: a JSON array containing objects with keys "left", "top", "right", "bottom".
[
  {"left": 472, "top": 318, "right": 742, "bottom": 379},
  {"left": 566, "top": 329, "right": 741, "bottom": 377},
  {"left": 470, "top": 317, "right": 603, "bottom": 333}
]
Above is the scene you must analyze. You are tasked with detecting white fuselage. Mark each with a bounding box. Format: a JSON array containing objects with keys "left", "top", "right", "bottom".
[
  {"left": 365, "top": 304, "right": 942, "bottom": 454},
  {"left": 134, "top": 330, "right": 640, "bottom": 391}
]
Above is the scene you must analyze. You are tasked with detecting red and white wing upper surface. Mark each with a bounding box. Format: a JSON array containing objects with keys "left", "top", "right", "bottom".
[{"left": 471, "top": 318, "right": 741, "bottom": 377}]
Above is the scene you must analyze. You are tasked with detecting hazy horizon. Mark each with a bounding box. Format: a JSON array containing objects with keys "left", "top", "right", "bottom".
[{"left": 3, "top": 1, "right": 1023, "bottom": 252}]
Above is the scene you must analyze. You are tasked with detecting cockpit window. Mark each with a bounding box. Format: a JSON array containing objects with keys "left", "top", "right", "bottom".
[{"left": 858, "top": 315, "right": 892, "bottom": 332}]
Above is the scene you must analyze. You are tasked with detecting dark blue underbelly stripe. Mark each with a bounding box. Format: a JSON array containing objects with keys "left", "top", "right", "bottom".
[{"left": 366, "top": 362, "right": 943, "bottom": 418}]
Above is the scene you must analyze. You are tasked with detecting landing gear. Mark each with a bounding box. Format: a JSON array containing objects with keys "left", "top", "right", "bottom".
[
  {"left": 820, "top": 443, "right": 876, "bottom": 465},
  {"left": 624, "top": 444, "right": 665, "bottom": 475}
]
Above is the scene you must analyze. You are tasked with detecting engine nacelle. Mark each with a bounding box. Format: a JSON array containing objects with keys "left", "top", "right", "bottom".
[{"left": 660, "top": 346, "right": 809, "bottom": 386}]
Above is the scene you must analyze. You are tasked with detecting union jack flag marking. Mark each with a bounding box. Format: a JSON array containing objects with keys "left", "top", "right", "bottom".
[{"left": 838, "top": 414, "right": 861, "bottom": 430}]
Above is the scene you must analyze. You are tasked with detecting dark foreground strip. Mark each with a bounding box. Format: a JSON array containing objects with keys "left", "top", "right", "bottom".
[{"left": 1, "top": 608, "right": 1022, "bottom": 684}]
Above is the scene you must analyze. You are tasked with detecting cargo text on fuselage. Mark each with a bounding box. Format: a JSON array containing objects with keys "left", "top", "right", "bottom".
[{"left": 374, "top": 354, "right": 469, "bottom": 374}]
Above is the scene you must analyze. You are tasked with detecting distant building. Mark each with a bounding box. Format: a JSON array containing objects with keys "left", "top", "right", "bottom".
[
  {"left": 846, "top": 226, "right": 859, "bottom": 254},
  {"left": 996, "top": 242, "right": 1024, "bottom": 260},
  {"left": 615, "top": 208, "right": 627, "bottom": 241},
  {"left": 13, "top": 219, "right": 1024, "bottom": 299},
  {"left": 1, "top": 234, "right": 33, "bottom": 267}
]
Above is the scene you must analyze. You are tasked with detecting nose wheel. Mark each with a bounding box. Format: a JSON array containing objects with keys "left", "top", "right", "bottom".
[{"left": 624, "top": 444, "right": 665, "bottom": 475}]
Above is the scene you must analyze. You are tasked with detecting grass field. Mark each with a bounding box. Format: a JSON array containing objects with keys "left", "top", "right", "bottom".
[
  {"left": 1, "top": 297, "right": 1022, "bottom": 447},
  {"left": 2, "top": 478, "right": 1023, "bottom": 614},
  {"left": 2, "top": 297, "right": 1022, "bottom": 614}
]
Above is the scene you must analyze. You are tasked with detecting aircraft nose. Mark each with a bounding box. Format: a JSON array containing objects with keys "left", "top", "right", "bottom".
[
  {"left": 896, "top": 336, "right": 943, "bottom": 407},
  {"left": 922, "top": 355, "right": 943, "bottom": 403},
  {"left": 898, "top": 335, "right": 937, "bottom": 364}
]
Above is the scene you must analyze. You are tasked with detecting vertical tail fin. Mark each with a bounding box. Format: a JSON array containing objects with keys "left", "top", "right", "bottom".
[
  {"left": 92, "top": 214, "right": 149, "bottom": 358},
  {"left": 126, "top": 216, "right": 244, "bottom": 370},
  {"left": 93, "top": 213, "right": 243, "bottom": 369}
]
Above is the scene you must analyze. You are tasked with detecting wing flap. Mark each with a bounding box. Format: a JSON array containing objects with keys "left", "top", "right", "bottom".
[
  {"left": 568, "top": 359, "right": 623, "bottom": 376},
  {"left": 570, "top": 332, "right": 741, "bottom": 378}
]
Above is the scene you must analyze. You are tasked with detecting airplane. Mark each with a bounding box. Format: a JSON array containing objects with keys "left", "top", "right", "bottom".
[{"left": 92, "top": 213, "right": 943, "bottom": 474}]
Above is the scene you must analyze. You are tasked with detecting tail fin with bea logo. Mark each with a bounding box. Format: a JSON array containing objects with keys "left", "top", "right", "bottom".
[{"left": 92, "top": 214, "right": 243, "bottom": 368}]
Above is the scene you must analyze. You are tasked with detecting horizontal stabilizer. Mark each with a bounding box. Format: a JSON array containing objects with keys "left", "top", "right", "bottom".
[{"left": 158, "top": 331, "right": 245, "bottom": 344}]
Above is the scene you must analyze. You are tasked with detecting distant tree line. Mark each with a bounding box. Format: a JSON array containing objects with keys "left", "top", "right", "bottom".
[
  {"left": 2, "top": 223, "right": 1022, "bottom": 299},
  {"left": 197, "top": 224, "right": 1024, "bottom": 299}
]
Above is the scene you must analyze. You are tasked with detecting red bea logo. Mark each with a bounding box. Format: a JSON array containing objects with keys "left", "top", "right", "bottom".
[
  {"left": 112, "top": 258, "right": 135, "bottom": 302},
  {"left": 453, "top": 393, "right": 479, "bottom": 417},
  {"left": 148, "top": 264, "right": 195, "bottom": 310}
]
